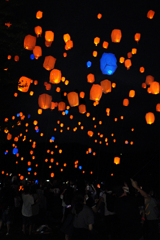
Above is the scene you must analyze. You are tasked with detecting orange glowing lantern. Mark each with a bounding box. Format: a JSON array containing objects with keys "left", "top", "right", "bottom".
[
  {"left": 45, "top": 41, "right": 52, "bottom": 47},
  {"left": 33, "top": 46, "right": 42, "bottom": 59},
  {"left": 129, "top": 90, "right": 135, "bottom": 98},
  {"left": 34, "top": 26, "right": 42, "bottom": 37},
  {"left": 38, "top": 109, "right": 42, "bottom": 114},
  {"left": 124, "top": 59, "right": 132, "bottom": 69},
  {"left": 63, "top": 52, "right": 67, "bottom": 57},
  {"left": 87, "top": 73, "right": 95, "bottom": 83},
  {"left": 150, "top": 81, "right": 159, "bottom": 94},
  {"left": 45, "top": 31, "right": 54, "bottom": 42},
  {"left": 24, "top": 35, "right": 36, "bottom": 50},
  {"left": 94, "top": 37, "right": 100, "bottom": 46},
  {"left": 145, "top": 75, "right": 154, "bottom": 85},
  {"left": 43, "top": 56, "right": 56, "bottom": 71},
  {"left": 18, "top": 76, "right": 32, "bottom": 92},
  {"left": 131, "top": 48, "right": 137, "bottom": 54},
  {"left": 87, "top": 131, "right": 94, "bottom": 137},
  {"left": 119, "top": 57, "right": 125, "bottom": 63},
  {"left": 127, "top": 52, "right": 132, "bottom": 58},
  {"left": 45, "top": 83, "right": 51, "bottom": 91},
  {"left": 63, "top": 33, "right": 71, "bottom": 43},
  {"left": 58, "top": 102, "right": 66, "bottom": 111},
  {"left": 51, "top": 173, "right": 54, "bottom": 178},
  {"left": 90, "top": 84, "right": 102, "bottom": 101},
  {"left": 79, "top": 92, "right": 85, "bottom": 98},
  {"left": 65, "top": 40, "right": 73, "bottom": 50},
  {"left": 134, "top": 33, "right": 141, "bottom": 42},
  {"left": 147, "top": 10, "right": 155, "bottom": 19},
  {"left": 36, "top": 11, "right": 43, "bottom": 19},
  {"left": 14, "top": 55, "right": 19, "bottom": 61},
  {"left": 114, "top": 157, "right": 120, "bottom": 165},
  {"left": 123, "top": 98, "right": 129, "bottom": 106},
  {"left": 34, "top": 80, "right": 38, "bottom": 85},
  {"left": 111, "top": 29, "right": 122, "bottom": 43},
  {"left": 50, "top": 69, "right": 61, "bottom": 84},
  {"left": 67, "top": 92, "right": 79, "bottom": 107},
  {"left": 139, "top": 67, "right": 145, "bottom": 73},
  {"left": 7, "top": 55, "right": 11, "bottom": 60},
  {"left": 79, "top": 104, "right": 86, "bottom": 114},
  {"left": 38, "top": 94, "right": 52, "bottom": 109},
  {"left": 100, "top": 80, "right": 111, "bottom": 93},
  {"left": 97, "top": 13, "right": 102, "bottom": 19},
  {"left": 156, "top": 103, "right": 160, "bottom": 112},
  {"left": 93, "top": 51, "right": 98, "bottom": 57},
  {"left": 145, "top": 112, "right": 155, "bottom": 124},
  {"left": 102, "top": 41, "right": 108, "bottom": 49},
  {"left": 142, "top": 83, "right": 147, "bottom": 89},
  {"left": 7, "top": 133, "right": 12, "bottom": 140}
]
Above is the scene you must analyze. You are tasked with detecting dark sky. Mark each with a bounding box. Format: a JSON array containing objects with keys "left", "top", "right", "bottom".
[{"left": 0, "top": 0, "right": 160, "bottom": 183}]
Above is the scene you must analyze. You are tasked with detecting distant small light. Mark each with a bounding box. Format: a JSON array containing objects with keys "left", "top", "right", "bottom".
[
  {"left": 17, "top": 113, "right": 20, "bottom": 117},
  {"left": 87, "top": 61, "right": 92, "bottom": 68},
  {"left": 30, "top": 54, "right": 35, "bottom": 60},
  {"left": 51, "top": 136, "right": 55, "bottom": 141},
  {"left": 35, "top": 180, "right": 38, "bottom": 184},
  {"left": 5, "top": 151, "right": 8, "bottom": 155},
  {"left": 36, "top": 129, "right": 39, "bottom": 133},
  {"left": 65, "top": 110, "right": 69, "bottom": 115},
  {"left": 13, "top": 148, "right": 18, "bottom": 155},
  {"left": 79, "top": 166, "right": 82, "bottom": 170},
  {"left": 27, "top": 168, "right": 32, "bottom": 171},
  {"left": 28, "top": 114, "right": 31, "bottom": 118}
]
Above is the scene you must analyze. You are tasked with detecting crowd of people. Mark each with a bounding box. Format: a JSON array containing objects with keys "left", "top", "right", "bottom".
[{"left": 0, "top": 176, "right": 160, "bottom": 239}]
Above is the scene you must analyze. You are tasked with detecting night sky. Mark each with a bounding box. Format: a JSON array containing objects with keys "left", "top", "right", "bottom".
[{"left": 0, "top": 0, "right": 160, "bottom": 186}]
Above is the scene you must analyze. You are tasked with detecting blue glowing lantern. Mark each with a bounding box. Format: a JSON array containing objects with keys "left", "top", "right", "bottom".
[
  {"left": 100, "top": 53, "right": 117, "bottom": 75},
  {"left": 36, "top": 129, "right": 39, "bottom": 133},
  {"left": 65, "top": 110, "right": 69, "bottom": 115},
  {"left": 27, "top": 167, "right": 32, "bottom": 171},
  {"left": 79, "top": 166, "right": 82, "bottom": 170},
  {"left": 30, "top": 54, "right": 35, "bottom": 60},
  {"left": 51, "top": 136, "right": 55, "bottom": 141},
  {"left": 17, "top": 113, "right": 20, "bottom": 117},
  {"left": 87, "top": 61, "right": 92, "bottom": 68},
  {"left": 28, "top": 114, "right": 31, "bottom": 118},
  {"left": 13, "top": 148, "right": 18, "bottom": 155}
]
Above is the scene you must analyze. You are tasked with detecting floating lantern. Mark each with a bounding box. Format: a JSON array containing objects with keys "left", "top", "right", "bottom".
[
  {"left": 119, "top": 57, "right": 125, "bottom": 63},
  {"left": 94, "top": 37, "right": 100, "bottom": 46},
  {"left": 65, "top": 40, "right": 73, "bottom": 50},
  {"left": 124, "top": 59, "right": 132, "bottom": 69},
  {"left": 79, "top": 104, "right": 86, "bottom": 114},
  {"left": 33, "top": 46, "right": 42, "bottom": 59},
  {"left": 63, "top": 33, "right": 71, "bottom": 43},
  {"left": 34, "top": 26, "right": 42, "bottom": 37},
  {"left": 147, "top": 10, "right": 155, "bottom": 19},
  {"left": 100, "top": 80, "right": 111, "bottom": 93},
  {"left": 90, "top": 84, "right": 102, "bottom": 101},
  {"left": 14, "top": 55, "right": 19, "bottom": 62},
  {"left": 156, "top": 103, "right": 160, "bottom": 112},
  {"left": 18, "top": 76, "right": 32, "bottom": 92},
  {"left": 36, "top": 11, "right": 43, "bottom": 19},
  {"left": 145, "top": 112, "right": 155, "bottom": 124},
  {"left": 114, "top": 157, "right": 120, "bottom": 165},
  {"left": 139, "top": 67, "right": 145, "bottom": 73},
  {"left": 50, "top": 69, "right": 61, "bottom": 84},
  {"left": 129, "top": 90, "right": 135, "bottom": 98},
  {"left": 134, "top": 33, "right": 141, "bottom": 42},
  {"left": 145, "top": 75, "right": 154, "bottom": 85},
  {"left": 43, "top": 56, "right": 56, "bottom": 71},
  {"left": 97, "top": 13, "right": 102, "bottom": 19},
  {"left": 67, "top": 92, "right": 79, "bottom": 107},
  {"left": 111, "top": 29, "right": 122, "bottom": 43},
  {"left": 150, "top": 81, "right": 159, "bottom": 94},
  {"left": 79, "top": 92, "right": 85, "bottom": 98},
  {"left": 38, "top": 94, "right": 52, "bottom": 109},
  {"left": 87, "top": 131, "right": 94, "bottom": 137},
  {"left": 58, "top": 102, "right": 66, "bottom": 111},
  {"left": 102, "top": 41, "right": 109, "bottom": 49},
  {"left": 100, "top": 53, "right": 117, "bottom": 75},
  {"left": 45, "top": 31, "right": 54, "bottom": 42},
  {"left": 123, "top": 98, "right": 129, "bottom": 106},
  {"left": 87, "top": 73, "right": 95, "bottom": 83},
  {"left": 132, "top": 48, "right": 137, "bottom": 54},
  {"left": 24, "top": 35, "right": 36, "bottom": 50}
]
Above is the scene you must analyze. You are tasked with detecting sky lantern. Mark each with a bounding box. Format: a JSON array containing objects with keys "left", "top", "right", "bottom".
[
  {"left": 33, "top": 46, "right": 42, "bottom": 59},
  {"left": 34, "top": 26, "right": 42, "bottom": 37},
  {"left": 111, "top": 29, "right": 122, "bottom": 43},
  {"left": 102, "top": 41, "right": 109, "bottom": 49},
  {"left": 97, "top": 13, "right": 102, "bottom": 19},
  {"left": 87, "top": 73, "right": 95, "bottom": 83},
  {"left": 142, "top": 83, "right": 147, "bottom": 89},
  {"left": 65, "top": 40, "right": 73, "bottom": 50},
  {"left": 50, "top": 102, "right": 56, "bottom": 110},
  {"left": 100, "top": 80, "right": 111, "bottom": 93},
  {"left": 50, "top": 69, "right": 61, "bottom": 84},
  {"left": 123, "top": 98, "right": 129, "bottom": 106},
  {"left": 18, "top": 76, "right": 32, "bottom": 92},
  {"left": 147, "top": 10, "right": 155, "bottom": 19},
  {"left": 106, "top": 108, "right": 110, "bottom": 116},
  {"left": 14, "top": 55, "right": 19, "bottom": 62},
  {"left": 100, "top": 53, "right": 117, "bottom": 75},
  {"left": 38, "top": 94, "right": 52, "bottom": 109},
  {"left": 24, "top": 35, "right": 36, "bottom": 50},
  {"left": 67, "top": 92, "right": 79, "bottom": 107},
  {"left": 7, "top": 133, "right": 12, "bottom": 140},
  {"left": 79, "top": 92, "right": 85, "bottom": 98},
  {"left": 45, "top": 31, "right": 54, "bottom": 42},
  {"left": 119, "top": 57, "right": 125, "bottom": 63},
  {"left": 134, "top": 33, "right": 141, "bottom": 42},
  {"left": 145, "top": 112, "right": 155, "bottom": 124},
  {"left": 7, "top": 55, "right": 11, "bottom": 60},
  {"left": 127, "top": 52, "right": 132, "bottom": 58},
  {"left": 145, "top": 75, "right": 154, "bottom": 85},
  {"left": 131, "top": 48, "right": 137, "bottom": 54},
  {"left": 45, "top": 41, "right": 52, "bottom": 47},
  {"left": 129, "top": 90, "right": 135, "bottom": 98},
  {"left": 87, "top": 131, "right": 94, "bottom": 137},
  {"left": 58, "top": 102, "right": 66, "bottom": 111},
  {"left": 36, "top": 10, "right": 43, "bottom": 19},
  {"left": 94, "top": 37, "right": 100, "bottom": 46},
  {"left": 93, "top": 51, "right": 98, "bottom": 57},
  {"left": 147, "top": 87, "right": 151, "bottom": 94},
  {"left": 45, "top": 83, "right": 51, "bottom": 90},
  {"left": 124, "top": 59, "right": 132, "bottom": 69},
  {"left": 150, "top": 81, "right": 159, "bottom": 94},
  {"left": 114, "top": 157, "right": 120, "bottom": 165},
  {"left": 156, "top": 103, "right": 160, "bottom": 112},
  {"left": 43, "top": 56, "right": 56, "bottom": 71},
  {"left": 63, "top": 33, "right": 71, "bottom": 43},
  {"left": 90, "top": 84, "right": 102, "bottom": 101},
  {"left": 79, "top": 104, "right": 86, "bottom": 114},
  {"left": 139, "top": 67, "right": 145, "bottom": 73}
]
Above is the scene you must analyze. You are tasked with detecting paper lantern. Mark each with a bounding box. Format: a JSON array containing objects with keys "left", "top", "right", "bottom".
[
  {"left": 150, "top": 81, "right": 159, "bottom": 94},
  {"left": 100, "top": 80, "right": 111, "bottom": 93},
  {"left": 67, "top": 92, "right": 79, "bottom": 107},
  {"left": 51, "top": 173, "right": 54, "bottom": 178},
  {"left": 45, "top": 41, "right": 52, "bottom": 47},
  {"left": 145, "top": 112, "right": 155, "bottom": 124},
  {"left": 90, "top": 84, "right": 102, "bottom": 101},
  {"left": 45, "top": 83, "right": 51, "bottom": 90},
  {"left": 7, "top": 133, "right": 12, "bottom": 140},
  {"left": 87, "top": 73, "right": 95, "bottom": 83},
  {"left": 50, "top": 102, "right": 56, "bottom": 110},
  {"left": 94, "top": 37, "right": 100, "bottom": 46},
  {"left": 38, "top": 94, "right": 52, "bottom": 109},
  {"left": 127, "top": 52, "right": 132, "bottom": 58},
  {"left": 124, "top": 59, "right": 132, "bottom": 69},
  {"left": 97, "top": 13, "right": 102, "bottom": 19},
  {"left": 18, "top": 76, "right": 32, "bottom": 92},
  {"left": 139, "top": 67, "right": 145, "bottom": 73},
  {"left": 119, "top": 57, "right": 125, "bottom": 63},
  {"left": 142, "top": 83, "right": 147, "bottom": 89},
  {"left": 102, "top": 41, "right": 109, "bottom": 49},
  {"left": 111, "top": 29, "right": 122, "bottom": 43},
  {"left": 45, "top": 31, "right": 54, "bottom": 42},
  {"left": 43, "top": 56, "right": 56, "bottom": 71},
  {"left": 156, "top": 103, "right": 160, "bottom": 112},
  {"left": 36, "top": 11, "right": 43, "bottom": 19},
  {"left": 14, "top": 55, "right": 19, "bottom": 62},
  {"left": 114, "top": 157, "right": 120, "bottom": 165},
  {"left": 134, "top": 33, "right": 141, "bottom": 42},
  {"left": 65, "top": 40, "right": 73, "bottom": 50},
  {"left": 129, "top": 90, "right": 135, "bottom": 98},
  {"left": 34, "top": 26, "right": 42, "bottom": 37},
  {"left": 87, "top": 131, "right": 94, "bottom": 137},
  {"left": 93, "top": 51, "right": 98, "bottom": 57},
  {"left": 132, "top": 48, "right": 137, "bottom": 54},
  {"left": 58, "top": 102, "right": 66, "bottom": 111},
  {"left": 33, "top": 46, "right": 42, "bottom": 59},
  {"left": 147, "top": 10, "right": 155, "bottom": 19},
  {"left": 145, "top": 75, "right": 154, "bottom": 85},
  {"left": 79, "top": 104, "right": 86, "bottom": 114},
  {"left": 24, "top": 35, "right": 36, "bottom": 50},
  {"left": 123, "top": 98, "right": 129, "bottom": 106},
  {"left": 63, "top": 33, "right": 71, "bottom": 43},
  {"left": 50, "top": 69, "right": 61, "bottom": 84},
  {"left": 63, "top": 52, "right": 67, "bottom": 57},
  {"left": 79, "top": 92, "right": 85, "bottom": 98},
  {"left": 7, "top": 55, "right": 11, "bottom": 60},
  {"left": 100, "top": 53, "right": 117, "bottom": 75},
  {"left": 147, "top": 87, "right": 151, "bottom": 94}
]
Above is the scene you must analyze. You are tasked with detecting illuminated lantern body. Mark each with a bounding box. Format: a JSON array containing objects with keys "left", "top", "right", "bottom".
[
  {"left": 123, "top": 98, "right": 129, "bottom": 106},
  {"left": 36, "top": 11, "right": 43, "bottom": 19},
  {"left": 79, "top": 104, "right": 86, "bottom": 114},
  {"left": 38, "top": 94, "right": 52, "bottom": 109},
  {"left": 45, "top": 31, "right": 54, "bottom": 42},
  {"left": 114, "top": 157, "right": 120, "bottom": 165},
  {"left": 87, "top": 73, "right": 95, "bottom": 83},
  {"left": 90, "top": 84, "right": 102, "bottom": 101},
  {"left": 102, "top": 41, "right": 108, "bottom": 49},
  {"left": 142, "top": 83, "right": 147, "bottom": 89},
  {"left": 24, "top": 35, "right": 36, "bottom": 50},
  {"left": 93, "top": 51, "right": 98, "bottom": 57},
  {"left": 145, "top": 112, "right": 155, "bottom": 124},
  {"left": 100, "top": 53, "right": 117, "bottom": 75},
  {"left": 50, "top": 69, "right": 61, "bottom": 84},
  {"left": 127, "top": 52, "right": 132, "bottom": 58},
  {"left": 100, "top": 80, "right": 111, "bottom": 93},
  {"left": 79, "top": 92, "right": 85, "bottom": 98},
  {"left": 129, "top": 90, "right": 135, "bottom": 98},
  {"left": 119, "top": 57, "right": 125, "bottom": 63},
  {"left": 132, "top": 48, "right": 137, "bottom": 54},
  {"left": 18, "top": 76, "right": 32, "bottom": 92},
  {"left": 14, "top": 55, "right": 19, "bottom": 61},
  {"left": 87, "top": 131, "right": 94, "bottom": 137},
  {"left": 145, "top": 75, "right": 154, "bottom": 85},
  {"left": 156, "top": 103, "right": 160, "bottom": 112},
  {"left": 94, "top": 37, "right": 100, "bottom": 46},
  {"left": 50, "top": 102, "right": 56, "bottom": 110},
  {"left": 58, "top": 102, "right": 66, "bottom": 111},
  {"left": 147, "top": 10, "right": 155, "bottom": 19},
  {"left": 7, "top": 133, "right": 12, "bottom": 140},
  {"left": 134, "top": 33, "right": 141, "bottom": 42},
  {"left": 140, "top": 67, "right": 145, "bottom": 73},
  {"left": 43, "top": 56, "right": 56, "bottom": 71},
  {"left": 45, "top": 83, "right": 51, "bottom": 90},
  {"left": 124, "top": 59, "right": 132, "bottom": 69},
  {"left": 33, "top": 46, "right": 42, "bottom": 59},
  {"left": 67, "top": 92, "right": 79, "bottom": 107},
  {"left": 65, "top": 40, "right": 73, "bottom": 50},
  {"left": 45, "top": 41, "right": 52, "bottom": 47},
  {"left": 97, "top": 13, "right": 102, "bottom": 19},
  {"left": 34, "top": 26, "right": 42, "bottom": 37},
  {"left": 150, "top": 81, "right": 159, "bottom": 94},
  {"left": 63, "top": 33, "right": 71, "bottom": 43},
  {"left": 111, "top": 29, "right": 122, "bottom": 43}
]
